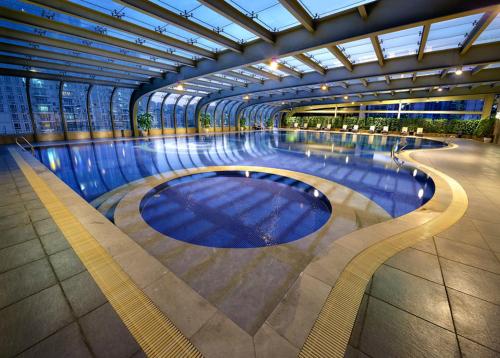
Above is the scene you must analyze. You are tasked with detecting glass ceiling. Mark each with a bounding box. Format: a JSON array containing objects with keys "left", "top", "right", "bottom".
[
  {"left": 425, "top": 14, "right": 483, "bottom": 53},
  {"left": 298, "top": 0, "right": 376, "bottom": 18},
  {"left": 476, "top": 14, "right": 500, "bottom": 45}
]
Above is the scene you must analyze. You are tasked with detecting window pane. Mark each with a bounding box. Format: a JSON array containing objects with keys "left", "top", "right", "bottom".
[
  {"left": 89, "top": 85, "right": 113, "bottom": 131},
  {"left": 214, "top": 100, "right": 229, "bottom": 127},
  {"left": 30, "top": 78, "right": 62, "bottom": 134},
  {"left": 175, "top": 95, "right": 191, "bottom": 128},
  {"left": 206, "top": 101, "right": 218, "bottom": 127},
  {"left": 187, "top": 97, "right": 201, "bottom": 128},
  {"left": 62, "top": 82, "right": 89, "bottom": 132},
  {"left": 163, "top": 94, "right": 180, "bottom": 128},
  {"left": 148, "top": 92, "right": 168, "bottom": 129},
  {"left": 0, "top": 76, "right": 31, "bottom": 135},
  {"left": 137, "top": 95, "right": 149, "bottom": 115},
  {"left": 112, "top": 88, "right": 133, "bottom": 130}
]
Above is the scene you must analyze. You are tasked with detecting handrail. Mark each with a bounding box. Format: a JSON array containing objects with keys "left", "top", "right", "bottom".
[
  {"left": 391, "top": 142, "right": 407, "bottom": 167},
  {"left": 15, "top": 136, "right": 34, "bottom": 155}
]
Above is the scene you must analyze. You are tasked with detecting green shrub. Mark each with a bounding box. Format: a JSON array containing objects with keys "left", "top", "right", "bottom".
[
  {"left": 137, "top": 112, "right": 153, "bottom": 131},
  {"left": 474, "top": 116, "right": 496, "bottom": 137},
  {"left": 200, "top": 113, "right": 211, "bottom": 128}
]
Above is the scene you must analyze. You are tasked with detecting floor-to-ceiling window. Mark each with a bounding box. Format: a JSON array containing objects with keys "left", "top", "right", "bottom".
[
  {"left": 187, "top": 97, "right": 201, "bottom": 128},
  {"left": 0, "top": 76, "right": 31, "bottom": 135},
  {"left": 148, "top": 92, "right": 168, "bottom": 130},
  {"left": 62, "top": 82, "right": 89, "bottom": 132},
  {"left": 30, "top": 79, "right": 63, "bottom": 135},
  {"left": 112, "top": 88, "right": 133, "bottom": 130},
  {"left": 89, "top": 86, "right": 113, "bottom": 131}
]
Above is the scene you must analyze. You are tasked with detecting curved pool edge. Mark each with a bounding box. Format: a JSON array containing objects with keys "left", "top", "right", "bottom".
[
  {"left": 299, "top": 140, "right": 467, "bottom": 358},
  {"left": 113, "top": 165, "right": 392, "bottom": 254}
]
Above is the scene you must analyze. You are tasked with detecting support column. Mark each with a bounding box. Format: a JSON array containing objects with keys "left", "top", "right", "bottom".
[
  {"left": 493, "top": 96, "right": 500, "bottom": 145},
  {"left": 59, "top": 81, "right": 68, "bottom": 141},
  {"left": 110, "top": 87, "right": 117, "bottom": 138},
  {"left": 481, "top": 94, "right": 495, "bottom": 119},
  {"left": 25, "top": 78, "right": 37, "bottom": 141},
  {"left": 86, "top": 85, "right": 94, "bottom": 139},
  {"left": 397, "top": 101, "right": 402, "bottom": 119}
]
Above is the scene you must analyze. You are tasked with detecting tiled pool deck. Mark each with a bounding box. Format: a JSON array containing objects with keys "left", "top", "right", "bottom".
[{"left": 0, "top": 137, "right": 499, "bottom": 357}]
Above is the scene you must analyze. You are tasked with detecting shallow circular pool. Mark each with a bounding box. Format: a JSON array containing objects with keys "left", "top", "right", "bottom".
[{"left": 140, "top": 171, "right": 332, "bottom": 248}]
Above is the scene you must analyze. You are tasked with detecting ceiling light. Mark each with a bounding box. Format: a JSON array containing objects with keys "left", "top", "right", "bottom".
[
  {"left": 243, "top": 95, "right": 250, "bottom": 100},
  {"left": 321, "top": 84, "right": 328, "bottom": 91},
  {"left": 175, "top": 83, "right": 184, "bottom": 90},
  {"left": 343, "top": 95, "right": 348, "bottom": 100},
  {"left": 281, "top": 101, "right": 285, "bottom": 105},
  {"left": 351, "top": 101, "right": 355, "bottom": 104},
  {"left": 269, "top": 59, "right": 279, "bottom": 70},
  {"left": 437, "top": 87, "right": 443, "bottom": 92},
  {"left": 455, "top": 68, "right": 463, "bottom": 75}
]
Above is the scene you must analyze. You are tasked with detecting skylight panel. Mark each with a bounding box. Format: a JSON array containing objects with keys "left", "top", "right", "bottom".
[
  {"left": 279, "top": 56, "right": 311, "bottom": 72},
  {"left": 298, "top": 0, "right": 376, "bottom": 19},
  {"left": 340, "top": 38, "right": 377, "bottom": 64},
  {"left": 425, "top": 13, "right": 483, "bottom": 52},
  {"left": 475, "top": 14, "right": 500, "bottom": 45},
  {"left": 304, "top": 48, "right": 343, "bottom": 69},
  {"left": 229, "top": 0, "right": 299, "bottom": 31},
  {"left": 379, "top": 26, "right": 422, "bottom": 58}
]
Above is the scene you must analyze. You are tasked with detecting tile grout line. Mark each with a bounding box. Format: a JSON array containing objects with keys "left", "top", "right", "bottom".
[{"left": 9, "top": 148, "right": 202, "bottom": 358}]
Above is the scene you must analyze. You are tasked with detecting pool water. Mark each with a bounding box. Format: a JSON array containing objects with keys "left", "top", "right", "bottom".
[
  {"left": 34, "top": 130, "right": 444, "bottom": 219},
  {"left": 140, "top": 171, "right": 332, "bottom": 248}
]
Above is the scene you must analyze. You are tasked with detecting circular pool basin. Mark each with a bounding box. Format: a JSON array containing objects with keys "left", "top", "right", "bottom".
[{"left": 140, "top": 171, "right": 332, "bottom": 248}]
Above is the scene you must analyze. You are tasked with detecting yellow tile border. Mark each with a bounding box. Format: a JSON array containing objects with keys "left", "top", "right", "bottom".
[
  {"left": 9, "top": 148, "right": 202, "bottom": 358},
  {"left": 299, "top": 143, "right": 468, "bottom": 358}
]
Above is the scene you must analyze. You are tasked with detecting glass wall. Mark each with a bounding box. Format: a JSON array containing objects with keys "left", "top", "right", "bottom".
[
  {"left": 148, "top": 92, "right": 168, "bottom": 129},
  {"left": 89, "top": 86, "right": 113, "bottom": 131},
  {"left": 175, "top": 95, "right": 191, "bottom": 128},
  {"left": 163, "top": 94, "right": 180, "bottom": 128},
  {"left": 137, "top": 94, "right": 150, "bottom": 115},
  {"left": 112, "top": 88, "right": 133, "bottom": 130},
  {"left": 229, "top": 102, "right": 241, "bottom": 128},
  {"left": 187, "top": 97, "right": 201, "bottom": 128},
  {"left": 0, "top": 76, "right": 31, "bottom": 135},
  {"left": 214, "top": 100, "right": 229, "bottom": 127},
  {"left": 206, "top": 101, "right": 218, "bottom": 127},
  {"left": 30, "top": 79, "right": 63, "bottom": 134},
  {"left": 62, "top": 83, "right": 89, "bottom": 132}
]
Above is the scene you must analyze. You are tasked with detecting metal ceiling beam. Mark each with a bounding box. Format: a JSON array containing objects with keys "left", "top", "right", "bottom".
[
  {"left": 0, "top": 55, "right": 148, "bottom": 81},
  {"left": 240, "top": 69, "right": 500, "bottom": 106},
  {"left": 357, "top": 5, "right": 368, "bottom": 20},
  {"left": 417, "top": 24, "right": 430, "bottom": 61},
  {"left": 113, "top": 0, "right": 242, "bottom": 53},
  {"left": 24, "top": 0, "right": 215, "bottom": 59},
  {"left": 360, "top": 78, "right": 369, "bottom": 87},
  {"left": 440, "top": 68, "right": 449, "bottom": 78},
  {"left": 293, "top": 54, "right": 325, "bottom": 74},
  {"left": 412, "top": 72, "right": 417, "bottom": 82},
  {"left": 472, "top": 64, "right": 488, "bottom": 75},
  {"left": 0, "top": 28, "right": 178, "bottom": 72},
  {"left": 385, "top": 75, "right": 391, "bottom": 84},
  {"left": 339, "top": 82, "right": 348, "bottom": 89},
  {"left": 327, "top": 46, "right": 353, "bottom": 71},
  {"left": 277, "top": 63, "right": 302, "bottom": 78},
  {"left": 196, "top": 43, "right": 500, "bottom": 106},
  {"left": 226, "top": 71, "right": 263, "bottom": 83},
  {"left": 244, "top": 66, "right": 282, "bottom": 81},
  {"left": 0, "top": 68, "right": 138, "bottom": 88},
  {"left": 206, "top": 75, "right": 247, "bottom": 87},
  {"left": 188, "top": 79, "right": 231, "bottom": 90},
  {"left": 178, "top": 83, "right": 219, "bottom": 93},
  {"left": 0, "top": 7, "right": 195, "bottom": 66},
  {"left": 460, "top": 8, "right": 499, "bottom": 54},
  {"left": 278, "top": 0, "right": 315, "bottom": 32},
  {"left": 198, "top": 0, "right": 274, "bottom": 43},
  {"left": 370, "top": 35, "right": 385, "bottom": 66},
  {"left": 137, "top": 0, "right": 499, "bottom": 97},
  {"left": 0, "top": 43, "right": 160, "bottom": 77}
]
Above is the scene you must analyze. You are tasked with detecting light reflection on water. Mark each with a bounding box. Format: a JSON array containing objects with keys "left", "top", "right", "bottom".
[{"left": 35, "top": 130, "right": 444, "bottom": 217}]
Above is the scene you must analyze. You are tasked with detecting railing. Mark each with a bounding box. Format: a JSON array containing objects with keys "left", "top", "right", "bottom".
[
  {"left": 391, "top": 142, "right": 407, "bottom": 167},
  {"left": 15, "top": 136, "right": 35, "bottom": 155}
]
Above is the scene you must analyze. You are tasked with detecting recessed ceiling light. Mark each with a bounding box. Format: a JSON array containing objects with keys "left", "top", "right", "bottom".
[
  {"left": 343, "top": 95, "right": 348, "bottom": 100},
  {"left": 321, "top": 84, "right": 328, "bottom": 91},
  {"left": 269, "top": 59, "right": 279, "bottom": 70},
  {"left": 455, "top": 68, "right": 463, "bottom": 75}
]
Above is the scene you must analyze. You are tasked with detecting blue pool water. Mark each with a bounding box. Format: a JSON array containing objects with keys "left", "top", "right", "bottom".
[
  {"left": 34, "top": 130, "right": 445, "bottom": 218},
  {"left": 140, "top": 171, "right": 332, "bottom": 248}
]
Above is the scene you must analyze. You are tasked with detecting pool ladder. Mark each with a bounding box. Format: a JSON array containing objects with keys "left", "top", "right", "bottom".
[
  {"left": 391, "top": 143, "right": 407, "bottom": 167},
  {"left": 15, "top": 136, "right": 34, "bottom": 155}
]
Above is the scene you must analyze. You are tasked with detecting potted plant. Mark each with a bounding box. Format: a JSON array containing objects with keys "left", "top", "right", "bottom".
[
  {"left": 266, "top": 118, "right": 273, "bottom": 129},
  {"left": 200, "top": 113, "right": 211, "bottom": 133},
  {"left": 137, "top": 112, "right": 152, "bottom": 136},
  {"left": 239, "top": 117, "right": 247, "bottom": 131},
  {"left": 475, "top": 116, "right": 496, "bottom": 143}
]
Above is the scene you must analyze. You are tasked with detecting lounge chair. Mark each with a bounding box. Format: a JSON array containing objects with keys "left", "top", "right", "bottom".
[
  {"left": 340, "top": 124, "right": 348, "bottom": 132},
  {"left": 369, "top": 125, "right": 376, "bottom": 133},
  {"left": 324, "top": 123, "right": 332, "bottom": 131},
  {"left": 382, "top": 126, "right": 389, "bottom": 134},
  {"left": 293, "top": 122, "right": 299, "bottom": 129},
  {"left": 302, "top": 123, "right": 309, "bottom": 130},
  {"left": 401, "top": 126, "right": 408, "bottom": 135},
  {"left": 416, "top": 127, "right": 424, "bottom": 137},
  {"left": 352, "top": 124, "right": 359, "bottom": 133},
  {"left": 316, "top": 123, "right": 321, "bottom": 130}
]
